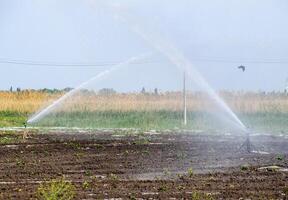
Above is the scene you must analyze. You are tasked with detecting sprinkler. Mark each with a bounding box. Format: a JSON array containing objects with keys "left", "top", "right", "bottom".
[
  {"left": 22, "top": 122, "right": 29, "bottom": 140},
  {"left": 239, "top": 129, "right": 255, "bottom": 153},
  {"left": 244, "top": 131, "right": 252, "bottom": 153}
]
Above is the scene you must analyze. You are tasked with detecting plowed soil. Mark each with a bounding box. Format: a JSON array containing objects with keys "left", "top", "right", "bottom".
[{"left": 0, "top": 130, "right": 287, "bottom": 199}]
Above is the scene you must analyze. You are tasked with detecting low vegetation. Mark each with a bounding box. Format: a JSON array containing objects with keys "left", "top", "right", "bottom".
[
  {"left": 0, "top": 90, "right": 288, "bottom": 132},
  {"left": 191, "top": 191, "right": 214, "bottom": 200},
  {"left": 36, "top": 177, "right": 76, "bottom": 200},
  {"left": 0, "top": 133, "right": 23, "bottom": 144},
  {"left": 188, "top": 167, "right": 194, "bottom": 177}
]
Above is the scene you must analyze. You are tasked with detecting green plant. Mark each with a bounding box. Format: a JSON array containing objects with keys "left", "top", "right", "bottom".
[
  {"left": 133, "top": 138, "right": 150, "bottom": 145},
  {"left": 191, "top": 191, "right": 214, "bottom": 200},
  {"left": 177, "top": 173, "right": 185, "bottom": 180},
  {"left": 74, "top": 152, "right": 84, "bottom": 159},
  {"left": 177, "top": 185, "right": 186, "bottom": 191},
  {"left": 82, "top": 181, "right": 90, "bottom": 190},
  {"left": 84, "top": 170, "right": 92, "bottom": 177},
  {"left": 108, "top": 173, "right": 119, "bottom": 181},
  {"left": 276, "top": 155, "right": 284, "bottom": 161},
  {"left": 158, "top": 185, "right": 168, "bottom": 192},
  {"left": 240, "top": 165, "right": 249, "bottom": 171},
  {"left": 66, "top": 142, "right": 81, "bottom": 150},
  {"left": 16, "top": 158, "right": 25, "bottom": 167},
  {"left": 142, "top": 150, "right": 149, "bottom": 155},
  {"left": 188, "top": 167, "right": 194, "bottom": 177},
  {"left": 96, "top": 144, "right": 105, "bottom": 149},
  {"left": 37, "top": 177, "right": 76, "bottom": 200},
  {"left": 163, "top": 168, "right": 171, "bottom": 176},
  {"left": 128, "top": 194, "right": 137, "bottom": 200},
  {"left": 0, "top": 135, "right": 21, "bottom": 144},
  {"left": 124, "top": 150, "right": 129, "bottom": 156}
]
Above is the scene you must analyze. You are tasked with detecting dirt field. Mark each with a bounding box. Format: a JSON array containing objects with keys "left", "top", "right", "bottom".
[{"left": 0, "top": 130, "right": 287, "bottom": 199}]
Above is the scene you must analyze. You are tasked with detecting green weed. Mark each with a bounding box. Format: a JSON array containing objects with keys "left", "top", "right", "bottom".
[
  {"left": 108, "top": 173, "right": 119, "bottom": 181},
  {"left": 188, "top": 168, "right": 194, "bottom": 177},
  {"left": 36, "top": 177, "right": 76, "bottom": 200},
  {"left": 158, "top": 185, "right": 168, "bottom": 192},
  {"left": 240, "top": 165, "right": 249, "bottom": 171},
  {"left": 276, "top": 155, "right": 284, "bottom": 161},
  {"left": 82, "top": 181, "right": 90, "bottom": 190},
  {"left": 191, "top": 191, "right": 214, "bottom": 200}
]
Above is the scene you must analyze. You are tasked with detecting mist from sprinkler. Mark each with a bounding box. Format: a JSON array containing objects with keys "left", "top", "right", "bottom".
[
  {"left": 94, "top": 1, "right": 255, "bottom": 152},
  {"left": 240, "top": 128, "right": 256, "bottom": 153},
  {"left": 28, "top": 1, "right": 255, "bottom": 153},
  {"left": 27, "top": 52, "right": 153, "bottom": 124},
  {"left": 97, "top": 1, "right": 246, "bottom": 132}
]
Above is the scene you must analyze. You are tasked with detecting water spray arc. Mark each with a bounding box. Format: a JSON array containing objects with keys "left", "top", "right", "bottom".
[
  {"left": 29, "top": 1, "right": 251, "bottom": 152},
  {"left": 102, "top": 4, "right": 246, "bottom": 132},
  {"left": 96, "top": 2, "right": 255, "bottom": 152},
  {"left": 27, "top": 53, "right": 152, "bottom": 124}
]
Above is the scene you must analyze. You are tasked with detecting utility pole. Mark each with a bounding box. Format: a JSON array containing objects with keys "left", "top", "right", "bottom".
[
  {"left": 183, "top": 71, "right": 187, "bottom": 126},
  {"left": 285, "top": 78, "right": 288, "bottom": 94}
]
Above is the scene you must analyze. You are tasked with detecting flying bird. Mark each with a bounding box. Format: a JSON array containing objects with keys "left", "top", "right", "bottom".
[{"left": 238, "top": 65, "right": 246, "bottom": 72}]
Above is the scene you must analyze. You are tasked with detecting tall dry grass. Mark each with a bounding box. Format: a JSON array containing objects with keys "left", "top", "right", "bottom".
[
  {"left": 0, "top": 91, "right": 62, "bottom": 113},
  {"left": 0, "top": 90, "right": 287, "bottom": 114}
]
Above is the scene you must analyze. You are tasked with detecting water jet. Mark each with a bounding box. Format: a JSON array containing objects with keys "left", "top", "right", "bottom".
[
  {"left": 98, "top": 2, "right": 247, "bottom": 132},
  {"left": 27, "top": 53, "right": 152, "bottom": 124}
]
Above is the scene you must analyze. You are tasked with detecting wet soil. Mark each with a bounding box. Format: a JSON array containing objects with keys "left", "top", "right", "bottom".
[{"left": 0, "top": 130, "right": 287, "bottom": 199}]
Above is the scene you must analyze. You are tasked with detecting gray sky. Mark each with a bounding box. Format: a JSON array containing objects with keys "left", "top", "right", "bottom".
[{"left": 1, "top": 0, "right": 288, "bottom": 92}]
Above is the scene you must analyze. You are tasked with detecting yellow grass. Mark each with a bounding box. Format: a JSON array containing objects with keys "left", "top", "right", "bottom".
[
  {"left": 0, "top": 91, "right": 62, "bottom": 113},
  {"left": 0, "top": 91, "right": 288, "bottom": 114}
]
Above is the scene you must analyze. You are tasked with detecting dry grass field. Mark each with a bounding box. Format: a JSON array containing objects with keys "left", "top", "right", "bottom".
[
  {"left": 1, "top": 90, "right": 288, "bottom": 113},
  {"left": 0, "top": 91, "right": 62, "bottom": 113}
]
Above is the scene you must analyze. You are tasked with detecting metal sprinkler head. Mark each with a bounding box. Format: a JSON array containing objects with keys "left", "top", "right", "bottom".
[
  {"left": 239, "top": 129, "right": 255, "bottom": 153},
  {"left": 23, "top": 122, "right": 27, "bottom": 129},
  {"left": 245, "top": 134, "right": 252, "bottom": 153}
]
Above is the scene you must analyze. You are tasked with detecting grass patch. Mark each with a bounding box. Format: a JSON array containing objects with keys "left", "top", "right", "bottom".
[
  {"left": 191, "top": 191, "right": 214, "bottom": 200},
  {"left": 36, "top": 177, "right": 76, "bottom": 200},
  {"left": 1, "top": 110, "right": 288, "bottom": 133},
  {"left": 240, "top": 112, "right": 288, "bottom": 133},
  {"left": 32, "top": 110, "right": 232, "bottom": 131},
  {"left": 0, "top": 134, "right": 22, "bottom": 144},
  {"left": 188, "top": 167, "right": 194, "bottom": 177},
  {"left": 0, "top": 111, "right": 27, "bottom": 127}
]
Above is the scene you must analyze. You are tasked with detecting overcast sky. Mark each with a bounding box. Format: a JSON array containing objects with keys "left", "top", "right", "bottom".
[{"left": 0, "top": 0, "right": 288, "bottom": 92}]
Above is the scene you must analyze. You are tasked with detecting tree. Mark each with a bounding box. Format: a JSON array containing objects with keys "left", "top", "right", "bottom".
[
  {"left": 154, "top": 88, "right": 159, "bottom": 95},
  {"left": 9, "top": 86, "right": 13, "bottom": 92},
  {"left": 63, "top": 87, "right": 74, "bottom": 92},
  {"left": 98, "top": 88, "right": 117, "bottom": 95},
  {"left": 141, "top": 87, "right": 146, "bottom": 94}
]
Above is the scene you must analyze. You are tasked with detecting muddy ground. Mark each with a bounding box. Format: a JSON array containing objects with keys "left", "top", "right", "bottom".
[{"left": 0, "top": 130, "right": 287, "bottom": 199}]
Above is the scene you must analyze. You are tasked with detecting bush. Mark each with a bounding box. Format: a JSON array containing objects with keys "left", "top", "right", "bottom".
[{"left": 37, "top": 177, "right": 76, "bottom": 200}]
